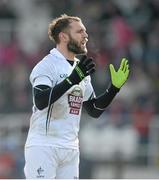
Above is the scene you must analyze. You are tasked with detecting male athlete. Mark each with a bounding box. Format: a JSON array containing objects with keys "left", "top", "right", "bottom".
[{"left": 24, "top": 14, "right": 129, "bottom": 179}]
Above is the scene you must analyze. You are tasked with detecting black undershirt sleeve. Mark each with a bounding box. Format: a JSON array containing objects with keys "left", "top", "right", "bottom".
[
  {"left": 34, "top": 79, "right": 72, "bottom": 110},
  {"left": 83, "top": 84, "right": 119, "bottom": 118},
  {"left": 34, "top": 82, "right": 119, "bottom": 119},
  {"left": 34, "top": 59, "right": 76, "bottom": 110}
]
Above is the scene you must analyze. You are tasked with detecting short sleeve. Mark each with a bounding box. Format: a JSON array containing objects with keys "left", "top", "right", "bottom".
[
  {"left": 32, "top": 76, "right": 53, "bottom": 87},
  {"left": 30, "top": 57, "right": 57, "bottom": 88}
]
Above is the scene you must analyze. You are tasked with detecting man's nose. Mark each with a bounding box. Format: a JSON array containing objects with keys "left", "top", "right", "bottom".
[{"left": 84, "top": 32, "right": 88, "bottom": 38}]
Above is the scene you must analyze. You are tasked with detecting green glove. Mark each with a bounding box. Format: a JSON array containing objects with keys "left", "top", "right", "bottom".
[{"left": 109, "top": 58, "right": 129, "bottom": 89}]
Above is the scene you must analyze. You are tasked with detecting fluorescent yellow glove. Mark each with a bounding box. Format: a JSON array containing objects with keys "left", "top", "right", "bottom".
[{"left": 109, "top": 58, "right": 130, "bottom": 89}]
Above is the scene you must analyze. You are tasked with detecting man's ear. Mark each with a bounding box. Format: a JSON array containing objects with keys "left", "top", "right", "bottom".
[{"left": 59, "top": 32, "right": 69, "bottom": 43}]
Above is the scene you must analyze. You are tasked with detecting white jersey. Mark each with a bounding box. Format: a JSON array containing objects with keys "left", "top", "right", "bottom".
[{"left": 25, "top": 48, "right": 94, "bottom": 149}]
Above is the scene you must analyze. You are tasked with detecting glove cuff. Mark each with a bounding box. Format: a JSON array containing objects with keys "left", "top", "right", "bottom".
[{"left": 108, "top": 84, "right": 120, "bottom": 93}]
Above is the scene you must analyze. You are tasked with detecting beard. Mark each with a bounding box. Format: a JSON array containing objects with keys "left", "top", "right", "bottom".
[{"left": 67, "top": 34, "right": 87, "bottom": 54}]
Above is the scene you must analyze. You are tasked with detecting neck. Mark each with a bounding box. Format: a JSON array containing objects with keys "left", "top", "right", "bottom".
[{"left": 56, "top": 44, "right": 75, "bottom": 61}]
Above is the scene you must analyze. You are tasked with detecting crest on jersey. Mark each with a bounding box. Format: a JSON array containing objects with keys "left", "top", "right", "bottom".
[
  {"left": 68, "top": 86, "right": 83, "bottom": 115},
  {"left": 36, "top": 166, "right": 45, "bottom": 178}
]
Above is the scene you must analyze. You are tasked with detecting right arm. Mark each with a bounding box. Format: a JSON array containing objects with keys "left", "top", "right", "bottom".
[
  {"left": 33, "top": 80, "right": 72, "bottom": 110},
  {"left": 33, "top": 55, "right": 95, "bottom": 110}
]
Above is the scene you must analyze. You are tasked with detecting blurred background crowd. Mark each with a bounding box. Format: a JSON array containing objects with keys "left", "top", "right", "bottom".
[{"left": 0, "top": 0, "right": 159, "bottom": 178}]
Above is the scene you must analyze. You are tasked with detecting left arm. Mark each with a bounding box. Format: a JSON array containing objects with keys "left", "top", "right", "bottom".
[
  {"left": 83, "top": 58, "right": 129, "bottom": 118},
  {"left": 83, "top": 84, "right": 119, "bottom": 118}
]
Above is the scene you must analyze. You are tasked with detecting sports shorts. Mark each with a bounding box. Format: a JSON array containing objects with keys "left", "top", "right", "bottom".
[{"left": 24, "top": 146, "right": 79, "bottom": 179}]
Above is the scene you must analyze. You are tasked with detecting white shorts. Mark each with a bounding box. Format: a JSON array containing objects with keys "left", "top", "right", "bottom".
[{"left": 24, "top": 146, "right": 79, "bottom": 179}]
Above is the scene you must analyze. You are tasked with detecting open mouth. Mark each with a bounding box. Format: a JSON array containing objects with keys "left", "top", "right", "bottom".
[
  {"left": 81, "top": 41, "right": 86, "bottom": 46},
  {"left": 81, "top": 38, "right": 88, "bottom": 46}
]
